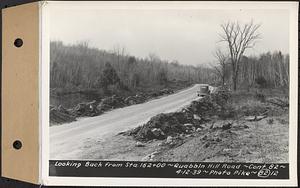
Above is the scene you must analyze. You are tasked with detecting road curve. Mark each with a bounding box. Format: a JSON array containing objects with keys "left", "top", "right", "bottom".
[{"left": 50, "top": 84, "right": 200, "bottom": 159}]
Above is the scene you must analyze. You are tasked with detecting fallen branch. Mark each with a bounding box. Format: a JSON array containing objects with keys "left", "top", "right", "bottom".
[
  {"left": 245, "top": 115, "right": 267, "bottom": 122},
  {"left": 267, "top": 98, "right": 289, "bottom": 108}
]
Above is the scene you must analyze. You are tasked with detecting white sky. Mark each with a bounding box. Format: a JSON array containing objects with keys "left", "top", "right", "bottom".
[{"left": 48, "top": 2, "right": 290, "bottom": 66}]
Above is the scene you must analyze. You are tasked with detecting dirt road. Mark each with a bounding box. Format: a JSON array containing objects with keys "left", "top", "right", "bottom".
[{"left": 50, "top": 84, "right": 200, "bottom": 159}]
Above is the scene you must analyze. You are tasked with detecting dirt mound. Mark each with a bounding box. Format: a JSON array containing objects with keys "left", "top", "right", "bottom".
[
  {"left": 71, "top": 100, "right": 100, "bottom": 117},
  {"left": 50, "top": 100, "right": 100, "bottom": 125},
  {"left": 127, "top": 112, "right": 193, "bottom": 141},
  {"left": 125, "top": 95, "right": 222, "bottom": 141},
  {"left": 50, "top": 105, "right": 76, "bottom": 125},
  {"left": 211, "top": 90, "right": 232, "bottom": 106},
  {"left": 97, "top": 89, "right": 174, "bottom": 111},
  {"left": 187, "top": 98, "right": 219, "bottom": 116},
  {"left": 160, "top": 88, "right": 174, "bottom": 95},
  {"left": 50, "top": 88, "right": 176, "bottom": 126},
  {"left": 97, "top": 95, "right": 125, "bottom": 112},
  {"left": 124, "top": 95, "right": 146, "bottom": 105},
  {"left": 148, "top": 89, "right": 174, "bottom": 98}
]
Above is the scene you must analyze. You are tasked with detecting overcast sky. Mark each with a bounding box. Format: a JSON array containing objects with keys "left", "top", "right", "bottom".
[{"left": 49, "top": 3, "right": 290, "bottom": 66}]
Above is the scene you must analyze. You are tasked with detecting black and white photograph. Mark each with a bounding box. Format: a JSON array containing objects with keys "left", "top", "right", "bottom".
[{"left": 44, "top": 1, "right": 297, "bottom": 185}]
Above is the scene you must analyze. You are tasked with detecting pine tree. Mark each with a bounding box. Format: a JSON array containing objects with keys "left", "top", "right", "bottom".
[{"left": 99, "top": 62, "right": 121, "bottom": 91}]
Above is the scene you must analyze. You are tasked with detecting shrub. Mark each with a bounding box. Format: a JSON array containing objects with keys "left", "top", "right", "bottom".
[
  {"left": 211, "top": 90, "right": 231, "bottom": 108},
  {"left": 255, "top": 76, "right": 267, "bottom": 88},
  {"left": 255, "top": 93, "right": 266, "bottom": 103},
  {"left": 277, "top": 118, "right": 288, "bottom": 124},
  {"left": 267, "top": 118, "right": 274, "bottom": 124}
]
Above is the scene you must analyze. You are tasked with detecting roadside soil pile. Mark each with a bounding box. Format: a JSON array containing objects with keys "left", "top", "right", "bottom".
[
  {"left": 50, "top": 105, "right": 76, "bottom": 125},
  {"left": 50, "top": 88, "right": 174, "bottom": 126},
  {"left": 119, "top": 89, "right": 289, "bottom": 162},
  {"left": 123, "top": 91, "right": 231, "bottom": 141},
  {"left": 154, "top": 115, "right": 288, "bottom": 163}
]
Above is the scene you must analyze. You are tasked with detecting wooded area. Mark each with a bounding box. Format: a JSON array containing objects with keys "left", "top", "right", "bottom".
[
  {"left": 50, "top": 41, "right": 214, "bottom": 97},
  {"left": 212, "top": 51, "right": 289, "bottom": 90},
  {"left": 213, "top": 20, "right": 289, "bottom": 91},
  {"left": 50, "top": 37, "right": 289, "bottom": 108},
  {"left": 219, "top": 20, "right": 261, "bottom": 90}
]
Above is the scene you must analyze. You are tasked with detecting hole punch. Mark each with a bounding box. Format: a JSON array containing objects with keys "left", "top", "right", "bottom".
[
  {"left": 14, "top": 38, "right": 23, "bottom": 48},
  {"left": 13, "top": 140, "right": 22, "bottom": 150}
]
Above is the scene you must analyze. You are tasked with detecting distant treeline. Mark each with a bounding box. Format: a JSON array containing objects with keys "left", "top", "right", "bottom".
[
  {"left": 50, "top": 41, "right": 289, "bottom": 96},
  {"left": 239, "top": 52, "right": 289, "bottom": 89},
  {"left": 50, "top": 41, "right": 214, "bottom": 95},
  {"left": 213, "top": 51, "right": 290, "bottom": 90}
]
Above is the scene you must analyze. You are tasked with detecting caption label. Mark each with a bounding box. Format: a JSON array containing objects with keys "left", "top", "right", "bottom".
[{"left": 50, "top": 161, "right": 289, "bottom": 179}]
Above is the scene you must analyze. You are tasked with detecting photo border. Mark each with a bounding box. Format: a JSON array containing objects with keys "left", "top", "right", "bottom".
[{"left": 40, "top": 1, "right": 298, "bottom": 186}]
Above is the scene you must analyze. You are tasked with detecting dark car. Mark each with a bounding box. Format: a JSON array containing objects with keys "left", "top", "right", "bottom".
[{"left": 197, "top": 84, "right": 211, "bottom": 97}]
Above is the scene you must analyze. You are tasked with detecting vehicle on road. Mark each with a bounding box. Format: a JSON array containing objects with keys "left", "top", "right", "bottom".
[{"left": 197, "top": 84, "right": 211, "bottom": 97}]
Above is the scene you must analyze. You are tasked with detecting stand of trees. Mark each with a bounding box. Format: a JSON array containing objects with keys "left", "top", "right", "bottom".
[
  {"left": 213, "top": 20, "right": 289, "bottom": 91},
  {"left": 239, "top": 52, "right": 289, "bottom": 89},
  {"left": 50, "top": 37, "right": 289, "bottom": 99},
  {"left": 212, "top": 51, "right": 289, "bottom": 90},
  {"left": 219, "top": 20, "right": 261, "bottom": 90},
  {"left": 50, "top": 41, "right": 216, "bottom": 96}
]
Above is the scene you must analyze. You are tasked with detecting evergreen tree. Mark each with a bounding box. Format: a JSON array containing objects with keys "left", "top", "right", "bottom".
[{"left": 99, "top": 62, "right": 121, "bottom": 90}]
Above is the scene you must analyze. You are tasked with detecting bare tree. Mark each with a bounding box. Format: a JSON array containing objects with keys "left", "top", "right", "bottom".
[
  {"left": 148, "top": 53, "right": 161, "bottom": 63},
  {"left": 219, "top": 20, "right": 261, "bottom": 90},
  {"left": 212, "top": 48, "right": 229, "bottom": 86}
]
